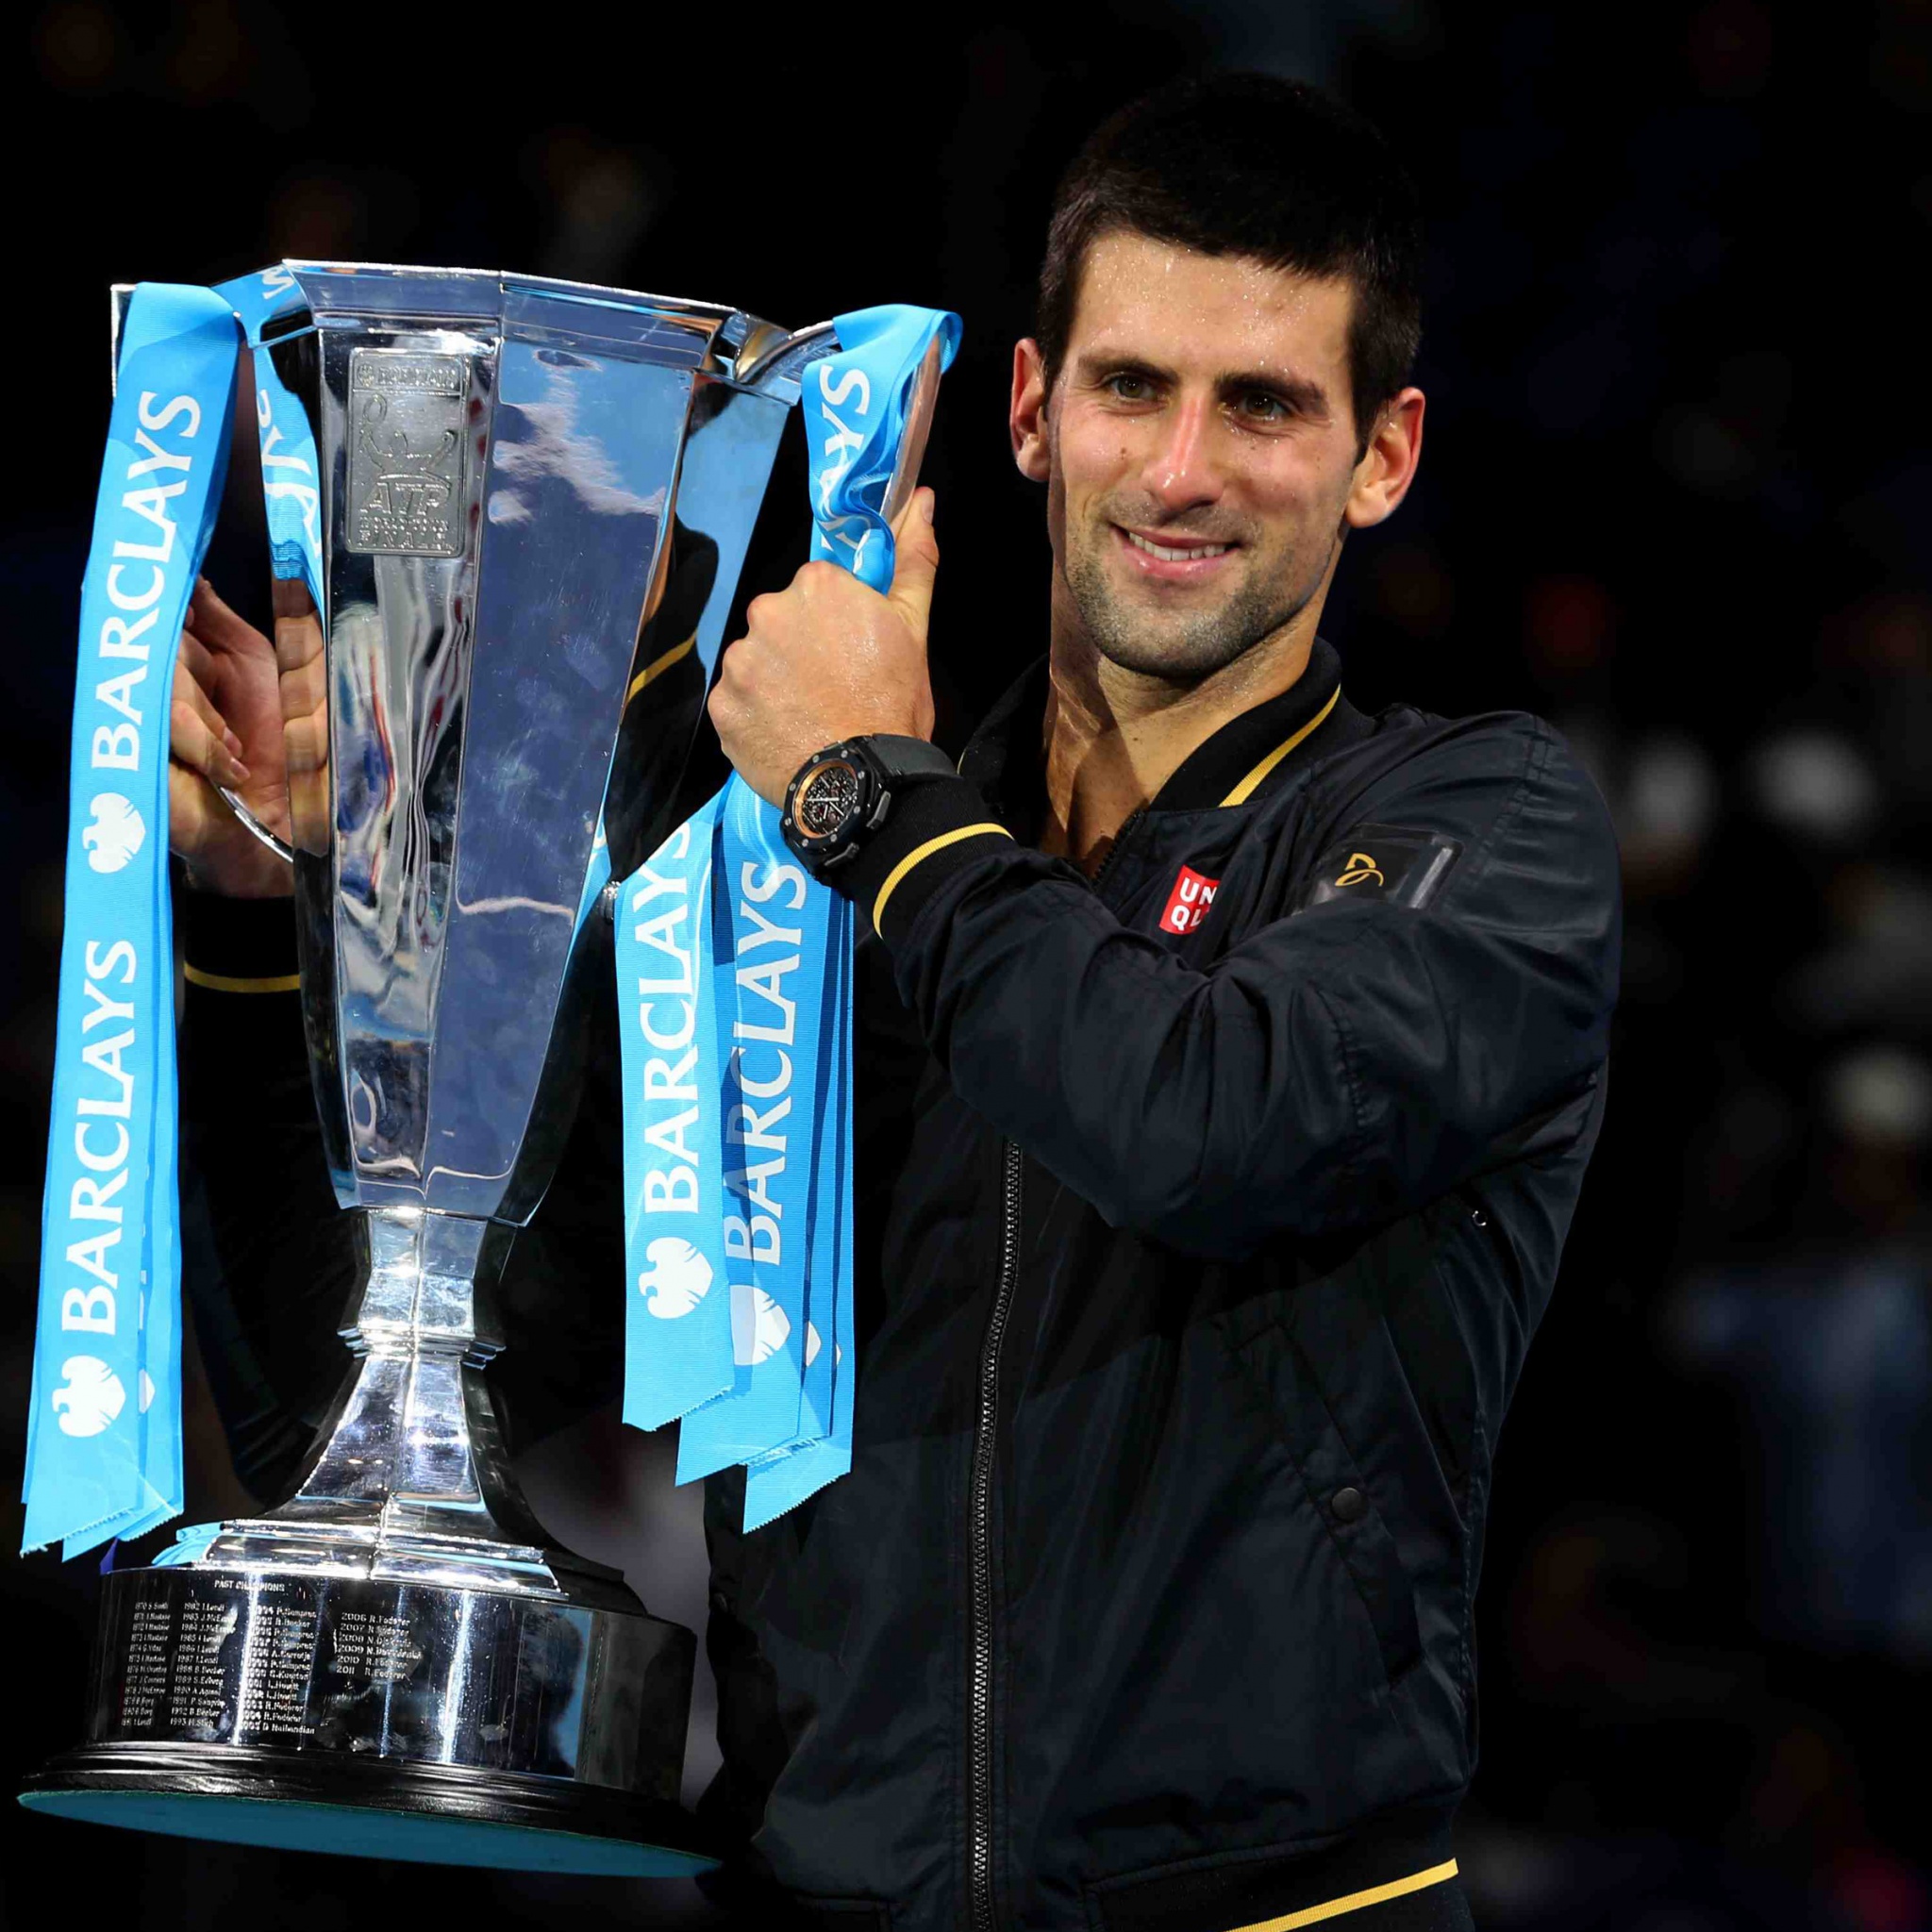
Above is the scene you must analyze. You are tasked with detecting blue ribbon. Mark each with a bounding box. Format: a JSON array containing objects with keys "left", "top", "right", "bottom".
[
  {"left": 215, "top": 267, "right": 324, "bottom": 602},
  {"left": 674, "top": 782, "right": 835, "bottom": 1481},
  {"left": 616, "top": 793, "right": 736, "bottom": 1429},
  {"left": 742, "top": 902, "right": 855, "bottom": 1525},
  {"left": 619, "top": 304, "right": 958, "bottom": 1531},
  {"left": 807, "top": 305, "right": 962, "bottom": 592},
  {"left": 25, "top": 266, "right": 332, "bottom": 1560},
  {"left": 24, "top": 284, "right": 241, "bottom": 1557}
]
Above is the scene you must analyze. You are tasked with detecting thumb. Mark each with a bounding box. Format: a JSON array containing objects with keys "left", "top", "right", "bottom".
[{"left": 886, "top": 488, "right": 940, "bottom": 638}]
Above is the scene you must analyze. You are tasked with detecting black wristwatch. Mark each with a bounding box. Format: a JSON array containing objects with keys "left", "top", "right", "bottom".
[{"left": 780, "top": 734, "right": 958, "bottom": 875}]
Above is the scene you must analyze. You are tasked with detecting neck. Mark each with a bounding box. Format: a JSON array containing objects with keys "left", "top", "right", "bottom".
[{"left": 1039, "top": 586, "right": 1325, "bottom": 875}]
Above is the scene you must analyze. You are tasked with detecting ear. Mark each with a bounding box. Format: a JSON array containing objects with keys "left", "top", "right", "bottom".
[
  {"left": 1010, "top": 338, "right": 1052, "bottom": 484},
  {"left": 1343, "top": 387, "right": 1425, "bottom": 530}
]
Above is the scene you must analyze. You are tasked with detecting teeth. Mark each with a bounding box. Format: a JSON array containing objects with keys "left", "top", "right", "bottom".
[{"left": 1125, "top": 530, "right": 1229, "bottom": 562}]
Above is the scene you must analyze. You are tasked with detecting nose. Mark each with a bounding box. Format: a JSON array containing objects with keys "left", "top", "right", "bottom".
[{"left": 1138, "top": 391, "right": 1224, "bottom": 516}]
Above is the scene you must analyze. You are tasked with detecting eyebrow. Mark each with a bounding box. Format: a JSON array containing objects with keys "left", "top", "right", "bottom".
[{"left": 1072, "top": 350, "right": 1332, "bottom": 418}]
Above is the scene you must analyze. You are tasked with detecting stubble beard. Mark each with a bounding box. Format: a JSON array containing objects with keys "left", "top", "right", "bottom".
[{"left": 1060, "top": 511, "right": 1337, "bottom": 683}]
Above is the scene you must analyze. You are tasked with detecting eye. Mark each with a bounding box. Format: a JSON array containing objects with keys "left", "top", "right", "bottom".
[
  {"left": 1234, "top": 390, "right": 1291, "bottom": 423},
  {"left": 1104, "top": 371, "right": 1158, "bottom": 403}
]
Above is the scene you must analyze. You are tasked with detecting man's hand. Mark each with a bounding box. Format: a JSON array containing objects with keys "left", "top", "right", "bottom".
[
  {"left": 708, "top": 489, "right": 940, "bottom": 804},
  {"left": 169, "top": 578, "right": 330, "bottom": 895}
]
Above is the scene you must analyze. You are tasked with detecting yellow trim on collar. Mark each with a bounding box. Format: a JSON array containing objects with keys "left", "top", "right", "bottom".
[
  {"left": 1219, "top": 686, "right": 1341, "bottom": 807},
  {"left": 1227, "top": 1858, "right": 1460, "bottom": 1932},
  {"left": 872, "top": 824, "right": 1012, "bottom": 934},
  {"left": 183, "top": 964, "right": 301, "bottom": 994},
  {"left": 625, "top": 630, "right": 698, "bottom": 708}
]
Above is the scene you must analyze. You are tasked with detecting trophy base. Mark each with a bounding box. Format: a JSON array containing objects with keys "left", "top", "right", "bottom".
[
  {"left": 21, "top": 1743, "right": 718, "bottom": 1875},
  {"left": 25, "top": 1555, "right": 713, "bottom": 1874}
]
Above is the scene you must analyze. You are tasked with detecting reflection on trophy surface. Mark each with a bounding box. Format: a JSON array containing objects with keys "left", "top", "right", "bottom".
[
  {"left": 272, "top": 578, "right": 331, "bottom": 858},
  {"left": 24, "top": 263, "right": 841, "bottom": 1873}
]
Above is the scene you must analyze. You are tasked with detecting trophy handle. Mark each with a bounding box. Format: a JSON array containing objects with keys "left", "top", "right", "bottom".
[
  {"left": 734, "top": 316, "right": 944, "bottom": 533},
  {"left": 731, "top": 317, "right": 839, "bottom": 394},
  {"left": 215, "top": 783, "right": 297, "bottom": 865},
  {"left": 881, "top": 333, "right": 946, "bottom": 526}
]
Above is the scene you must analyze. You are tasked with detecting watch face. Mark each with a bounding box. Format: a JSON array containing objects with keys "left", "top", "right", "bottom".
[{"left": 795, "top": 758, "right": 863, "bottom": 841}]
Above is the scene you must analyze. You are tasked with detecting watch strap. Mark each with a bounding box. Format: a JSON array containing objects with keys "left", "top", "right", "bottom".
[{"left": 856, "top": 734, "right": 958, "bottom": 784}]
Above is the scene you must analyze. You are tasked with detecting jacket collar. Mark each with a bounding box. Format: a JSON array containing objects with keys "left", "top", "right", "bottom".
[{"left": 959, "top": 637, "right": 1364, "bottom": 837}]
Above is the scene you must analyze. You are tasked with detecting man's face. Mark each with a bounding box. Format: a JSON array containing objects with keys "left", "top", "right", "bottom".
[{"left": 1022, "top": 231, "right": 1374, "bottom": 681}]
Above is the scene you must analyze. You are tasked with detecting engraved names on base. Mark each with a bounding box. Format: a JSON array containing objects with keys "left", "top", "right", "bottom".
[
  {"left": 332, "top": 1607, "right": 422, "bottom": 1684},
  {"left": 115, "top": 1591, "right": 233, "bottom": 1733},
  {"left": 117, "top": 1596, "right": 175, "bottom": 1727},
  {"left": 167, "top": 1594, "right": 228, "bottom": 1729},
  {"left": 102, "top": 1574, "right": 425, "bottom": 1746},
  {"left": 81, "top": 1565, "right": 678, "bottom": 1792},
  {"left": 239, "top": 1595, "right": 318, "bottom": 1737}
]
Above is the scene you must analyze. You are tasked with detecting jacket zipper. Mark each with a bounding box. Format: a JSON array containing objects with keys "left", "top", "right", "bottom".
[
  {"left": 1087, "top": 808, "right": 1143, "bottom": 894},
  {"left": 966, "top": 816, "right": 1127, "bottom": 1926},
  {"left": 969, "top": 1138, "right": 1024, "bottom": 1932}
]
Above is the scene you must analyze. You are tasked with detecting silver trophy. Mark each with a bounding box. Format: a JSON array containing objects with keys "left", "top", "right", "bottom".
[{"left": 24, "top": 264, "right": 926, "bottom": 1873}]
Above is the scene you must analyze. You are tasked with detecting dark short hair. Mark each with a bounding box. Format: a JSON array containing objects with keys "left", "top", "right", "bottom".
[{"left": 1036, "top": 74, "right": 1423, "bottom": 443}]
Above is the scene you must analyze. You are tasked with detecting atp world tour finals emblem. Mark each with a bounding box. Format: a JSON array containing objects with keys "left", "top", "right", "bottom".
[{"left": 346, "top": 349, "right": 467, "bottom": 558}]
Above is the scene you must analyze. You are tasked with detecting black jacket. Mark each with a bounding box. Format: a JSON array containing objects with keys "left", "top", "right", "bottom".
[{"left": 178, "top": 639, "right": 1621, "bottom": 1932}]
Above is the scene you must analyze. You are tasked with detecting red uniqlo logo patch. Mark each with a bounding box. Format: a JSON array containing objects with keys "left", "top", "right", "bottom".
[{"left": 1160, "top": 865, "right": 1220, "bottom": 935}]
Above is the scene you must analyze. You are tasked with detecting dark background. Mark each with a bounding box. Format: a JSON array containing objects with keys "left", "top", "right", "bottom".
[{"left": 4, "top": 3, "right": 1930, "bottom": 1927}]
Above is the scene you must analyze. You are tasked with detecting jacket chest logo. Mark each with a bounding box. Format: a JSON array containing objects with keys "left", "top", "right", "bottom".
[
  {"left": 1300, "top": 825, "right": 1463, "bottom": 911},
  {"left": 1160, "top": 864, "right": 1220, "bottom": 935}
]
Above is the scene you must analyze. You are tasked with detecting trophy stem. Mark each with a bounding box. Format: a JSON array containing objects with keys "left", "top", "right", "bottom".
[
  {"left": 189, "top": 1204, "right": 620, "bottom": 1600},
  {"left": 268, "top": 1207, "right": 554, "bottom": 1553}
]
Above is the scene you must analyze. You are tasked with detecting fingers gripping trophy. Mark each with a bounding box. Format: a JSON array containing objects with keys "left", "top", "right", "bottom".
[{"left": 20, "top": 264, "right": 949, "bottom": 1872}]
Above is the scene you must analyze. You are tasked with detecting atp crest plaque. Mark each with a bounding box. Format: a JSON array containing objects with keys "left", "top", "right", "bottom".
[{"left": 346, "top": 349, "right": 468, "bottom": 558}]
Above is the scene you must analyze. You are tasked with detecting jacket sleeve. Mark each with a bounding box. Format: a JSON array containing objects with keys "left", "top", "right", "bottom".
[{"left": 833, "top": 718, "right": 1622, "bottom": 1258}]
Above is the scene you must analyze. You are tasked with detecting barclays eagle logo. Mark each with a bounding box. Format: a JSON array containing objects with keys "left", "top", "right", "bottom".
[
  {"left": 82, "top": 793, "right": 145, "bottom": 874},
  {"left": 639, "top": 1237, "right": 714, "bottom": 1320},
  {"left": 53, "top": 1355, "right": 126, "bottom": 1438},
  {"left": 731, "top": 1283, "right": 791, "bottom": 1368}
]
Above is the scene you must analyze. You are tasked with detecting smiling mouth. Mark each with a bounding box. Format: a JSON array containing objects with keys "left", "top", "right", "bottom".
[
  {"left": 1112, "top": 525, "right": 1241, "bottom": 581},
  {"left": 1121, "top": 527, "right": 1234, "bottom": 561}
]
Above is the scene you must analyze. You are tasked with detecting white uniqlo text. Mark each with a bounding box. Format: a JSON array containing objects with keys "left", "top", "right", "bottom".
[{"left": 1160, "top": 865, "right": 1219, "bottom": 936}]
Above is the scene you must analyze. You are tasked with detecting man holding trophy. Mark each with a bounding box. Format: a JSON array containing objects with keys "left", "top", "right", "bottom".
[{"left": 29, "top": 74, "right": 1620, "bottom": 1932}]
